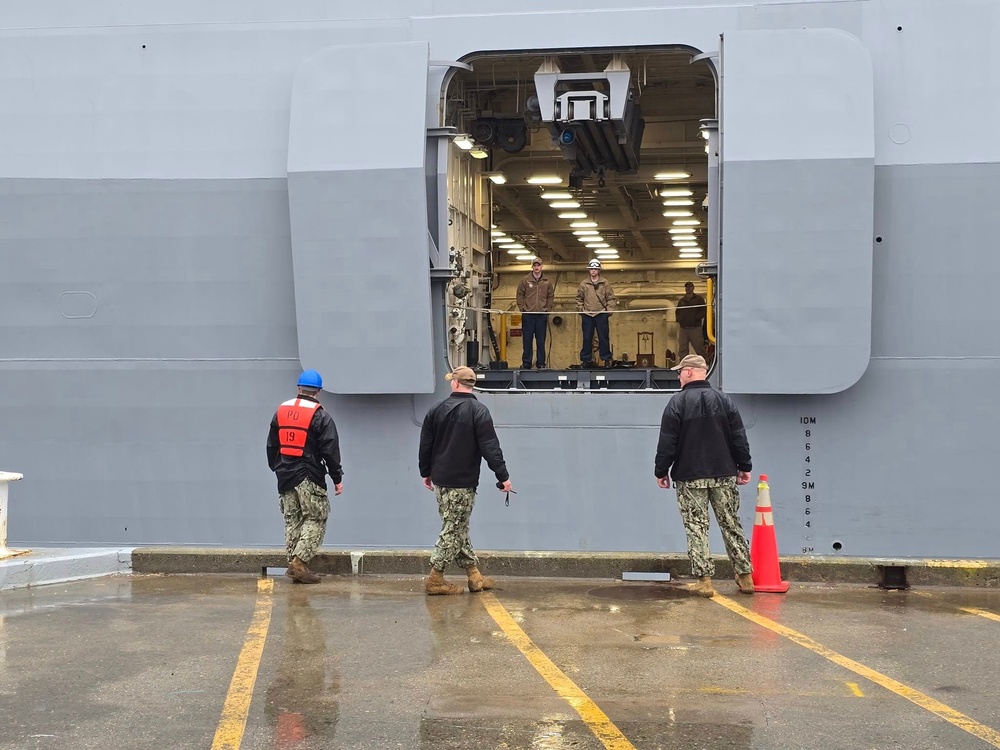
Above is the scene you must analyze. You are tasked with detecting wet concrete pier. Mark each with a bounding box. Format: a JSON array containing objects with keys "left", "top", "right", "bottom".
[{"left": 2, "top": 574, "right": 999, "bottom": 749}]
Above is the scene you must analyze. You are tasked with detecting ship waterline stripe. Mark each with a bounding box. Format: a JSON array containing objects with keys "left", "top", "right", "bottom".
[
  {"left": 0, "top": 358, "right": 298, "bottom": 362},
  {"left": 712, "top": 594, "right": 1000, "bottom": 748},
  {"left": 481, "top": 592, "right": 637, "bottom": 750},
  {"left": 211, "top": 578, "right": 274, "bottom": 750}
]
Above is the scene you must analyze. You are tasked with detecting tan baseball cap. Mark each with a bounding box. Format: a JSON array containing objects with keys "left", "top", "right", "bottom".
[
  {"left": 445, "top": 366, "right": 478, "bottom": 386},
  {"left": 672, "top": 354, "right": 708, "bottom": 371}
]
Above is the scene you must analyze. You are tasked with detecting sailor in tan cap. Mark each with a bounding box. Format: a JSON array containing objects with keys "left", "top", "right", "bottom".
[
  {"left": 418, "top": 365, "right": 512, "bottom": 595},
  {"left": 655, "top": 352, "right": 754, "bottom": 598}
]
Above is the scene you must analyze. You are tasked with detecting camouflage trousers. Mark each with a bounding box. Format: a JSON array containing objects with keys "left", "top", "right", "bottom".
[
  {"left": 675, "top": 476, "right": 752, "bottom": 578},
  {"left": 429, "top": 486, "right": 478, "bottom": 571},
  {"left": 279, "top": 479, "right": 330, "bottom": 564}
]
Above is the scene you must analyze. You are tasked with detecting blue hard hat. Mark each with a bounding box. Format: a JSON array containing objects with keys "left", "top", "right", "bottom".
[{"left": 297, "top": 369, "right": 323, "bottom": 389}]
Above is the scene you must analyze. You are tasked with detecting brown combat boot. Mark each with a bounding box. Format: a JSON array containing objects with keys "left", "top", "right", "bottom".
[
  {"left": 425, "top": 567, "right": 463, "bottom": 596},
  {"left": 466, "top": 566, "right": 494, "bottom": 592},
  {"left": 690, "top": 575, "right": 716, "bottom": 598},
  {"left": 736, "top": 572, "right": 755, "bottom": 594},
  {"left": 286, "top": 556, "right": 321, "bottom": 584}
]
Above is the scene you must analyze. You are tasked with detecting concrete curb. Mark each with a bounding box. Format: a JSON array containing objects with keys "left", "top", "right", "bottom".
[
  {"left": 0, "top": 548, "right": 133, "bottom": 591},
  {"left": 130, "top": 547, "right": 1000, "bottom": 587}
]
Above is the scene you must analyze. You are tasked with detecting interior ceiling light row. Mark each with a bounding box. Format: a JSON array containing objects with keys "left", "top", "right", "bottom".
[{"left": 490, "top": 162, "right": 706, "bottom": 262}]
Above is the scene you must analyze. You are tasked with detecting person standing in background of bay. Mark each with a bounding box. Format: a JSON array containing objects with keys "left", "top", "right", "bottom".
[
  {"left": 267, "top": 369, "right": 344, "bottom": 584},
  {"left": 516, "top": 256, "right": 555, "bottom": 370}
]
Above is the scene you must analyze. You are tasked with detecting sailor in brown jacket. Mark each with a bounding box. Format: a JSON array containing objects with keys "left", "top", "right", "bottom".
[
  {"left": 575, "top": 258, "right": 616, "bottom": 367},
  {"left": 515, "top": 257, "right": 555, "bottom": 369}
]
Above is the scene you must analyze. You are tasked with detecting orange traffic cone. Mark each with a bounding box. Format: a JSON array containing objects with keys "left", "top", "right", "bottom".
[{"left": 750, "top": 474, "right": 790, "bottom": 593}]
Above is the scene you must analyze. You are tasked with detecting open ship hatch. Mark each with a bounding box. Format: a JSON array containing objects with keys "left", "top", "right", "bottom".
[
  {"left": 442, "top": 47, "right": 717, "bottom": 390},
  {"left": 719, "top": 29, "right": 875, "bottom": 394},
  {"left": 288, "top": 41, "right": 435, "bottom": 394}
]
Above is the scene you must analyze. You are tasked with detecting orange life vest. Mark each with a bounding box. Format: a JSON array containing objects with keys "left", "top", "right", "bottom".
[{"left": 276, "top": 398, "right": 321, "bottom": 457}]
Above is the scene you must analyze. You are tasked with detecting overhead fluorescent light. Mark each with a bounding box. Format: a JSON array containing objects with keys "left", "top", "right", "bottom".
[
  {"left": 673, "top": 240, "right": 698, "bottom": 247},
  {"left": 654, "top": 171, "right": 691, "bottom": 180},
  {"left": 663, "top": 199, "right": 695, "bottom": 206},
  {"left": 669, "top": 228, "right": 696, "bottom": 234},
  {"left": 662, "top": 210, "right": 694, "bottom": 218},
  {"left": 484, "top": 171, "right": 507, "bottom": 185},
  {"left": 541, "top": 191, "right": 573, "bottom": 200},
  {"left": 558, "top": 212, "right": 587, "bottom": 219},
  {"left": 507, "top": 248, "right": 524, "bottom": 255},
  {"left": 549, "top": 201, "right": 581, "bottom": 208},
  {"left": 679, "top": 253, "right": 703, "bottom": 259},
  {"left": 490, "top": 223, "right": 497, "bottom": 229},
  {"left": 579, "top": 236, "right": 604, "bottom": 243},
  {"left": 515, "top": 254, "right": 537, "bottom": 261},
  {"left": 527, "top": 175, "right": 563, "bottom": 185},
  {"left": 595, "top": 249, "right": 618, "bottom": 255},
  {"left": 469, "top": 148, "right": 489, "bottom": 159},
  {"left": 572, "top": 230, "right": 599, "bottom": 236},
  {"left": 491, "top": 230, "right": 505, "bottom": 237},
  {"left": 586, "top": 242, "right": 610, "bottom": 249},
  {"left": 570, "top": 221, "right": 598, "bottom": 228},
  {"left": 659, "top": 189, "right": 693, "bottom": 197},
  {"left": 506, "top": 243, "right": 525, "bottom": 249},
  {"left": 672, "top": 219, "right": 700, "bottom": 226},
  {"left": 493, "top": 237, "right": 516, "bottom": 244},
  {"left": 453, "top": 135, "right": 474, "bottom": 150}
]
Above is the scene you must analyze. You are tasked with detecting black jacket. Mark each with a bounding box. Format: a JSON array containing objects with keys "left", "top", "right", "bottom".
[
  {"left": 267, "top": 395, "right": 343, "bottom": 493},
  {"left": 419, "top": 392, "right": 509, "bottom": 489},
  {"left": 676, "top": 293, "right": 706, "bottom": 329},
  {"left": 654, "top": 380, "right": 752, "bottom": 482}
]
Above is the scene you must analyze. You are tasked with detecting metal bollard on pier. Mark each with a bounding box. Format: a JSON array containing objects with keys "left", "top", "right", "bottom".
[{"left": 0, "top": 471, "right": 27, "bottom": 560}]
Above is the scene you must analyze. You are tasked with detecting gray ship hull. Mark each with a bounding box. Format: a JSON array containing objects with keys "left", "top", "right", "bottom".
[{"left": 1, "top": 1, "right": 996, "bottom": 559}]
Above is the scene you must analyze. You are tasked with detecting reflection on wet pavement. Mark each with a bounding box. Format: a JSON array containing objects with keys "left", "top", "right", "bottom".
[{"left": 0, "top": 576, "right": 999, "bottom": 750}]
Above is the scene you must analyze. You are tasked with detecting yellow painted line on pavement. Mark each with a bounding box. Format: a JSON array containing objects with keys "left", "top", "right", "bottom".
[
  {"left": 960, "top": 607, "right": 1000, "bottom": 623},
  {"left": 846, "top": 682, "right": 865, "bottom": 697},
  {"left": 712, "top": 594, "right": 1000, "bottom": 748},
  {"left": 481, "top": 592, "right": 636, "bottom": 750},
  {"left": 913, "top": 591, "right": 1000, "bottom": 623},
  {"left": 211, "top": 578, "right": 275, "bottom": 750}
]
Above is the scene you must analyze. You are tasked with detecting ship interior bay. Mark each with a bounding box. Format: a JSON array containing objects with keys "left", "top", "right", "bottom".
[{"left": 444, "top": 48, "right": 717, "bottom": 391}]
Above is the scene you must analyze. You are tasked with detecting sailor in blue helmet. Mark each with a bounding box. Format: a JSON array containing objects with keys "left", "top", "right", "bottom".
[{"left": 267, "top": 369, "right": 344, "bottom": 583}]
